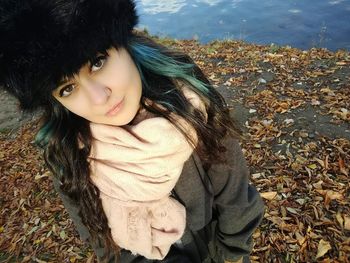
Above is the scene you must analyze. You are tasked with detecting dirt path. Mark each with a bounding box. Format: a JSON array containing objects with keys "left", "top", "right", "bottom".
[{"left": 0, "top": 90, "right": 39, "bottom": 136}]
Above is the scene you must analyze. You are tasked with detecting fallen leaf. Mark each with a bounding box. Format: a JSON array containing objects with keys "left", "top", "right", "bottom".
[
  {"left": 336, "top": 61, "right": 347, "bottom": 65},
  {"left": 338, "top": 157, "right": 349, "bottom": 176},
  {"left": 344, "top": 216, "right": 350, "bottom": 231},
  {"left": 295, "top": 231, "right": 306, "bottom": 245},
  {"left": 60, "top": 230, "right": 66, "bottom": 240},
  {"left": 335, "top": 212, "right": 344, "bottom": 227},
  {"left": 316, "top": 239, "right": 331, "bottom": 259},
  {"left": 260, "top": 191, "right": 277, "bottom": 200},
  {"left": 286, "top": 207, "right": 299, "bottom": 215},
  {"left": 316, "top": 190, "right": 344, "bottom": 200},
  {"left": 312, "top": 180, "right": 323, "bottom": 190},
  {"left": 252, "top": 172, "right": 264, "bottom": 179},
  {"left": 86, "top": 254, "right": 95, "bottom": 263}
]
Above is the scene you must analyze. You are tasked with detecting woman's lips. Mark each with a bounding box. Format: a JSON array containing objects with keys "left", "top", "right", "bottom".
[{"left": 106, "top": 98, "right": 124, "bottom": 116}]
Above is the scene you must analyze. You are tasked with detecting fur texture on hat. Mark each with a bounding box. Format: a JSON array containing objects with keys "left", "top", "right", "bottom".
[{"left": 0, "top": 0, "right": 138, "bottom": 110}]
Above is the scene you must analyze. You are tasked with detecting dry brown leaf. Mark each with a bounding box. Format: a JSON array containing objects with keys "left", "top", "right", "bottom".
[
  {"left": 336, "top": 212, "right": 344, "bottom": 228},
  {"left": 316, "top": 190, "right": 344, "bottom": 200},
  {"left": 295, "top": 231, "right": 306, "bottom": 245},
  {"left": 344, "top": 216, "right": 350, "bottom": 231},
  {"left": 86, "top": 254, "right": 96, "bottom": 263},
  {"left": 312, "top": 180, "right": 323, "bottom": 190},
  {"left": 260, "top": 191, "right": 277, "bottom": 200},
  {"left": 316, "top": 239, "right": 332, "bottom": 259},
  {"left": 338, "top": 157, "right": 349, "bottom": 176},
  {"left": 336, "top": 61, "right": 347, "bottom": 65}
]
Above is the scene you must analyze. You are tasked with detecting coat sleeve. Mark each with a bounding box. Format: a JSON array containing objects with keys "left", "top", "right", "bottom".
[
  {"left": 51, "top": 176, "right": 192, "bottom": 263},
  {"left": 206, "top": 137, "right": 265, "bottom": 262},
  {"left": 51, "top": 176, "right": 116, "bottom": 262}
]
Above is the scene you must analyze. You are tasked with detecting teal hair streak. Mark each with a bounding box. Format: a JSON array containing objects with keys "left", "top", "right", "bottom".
[
  {"left": 35, "top": 120, "right": 55, "bottom": 148},
  {"left": 35, "top": 119, "right": 69, "bottom": 177},
  {"left": 129, "top": 42, "right": 210, "bottom": 95}
]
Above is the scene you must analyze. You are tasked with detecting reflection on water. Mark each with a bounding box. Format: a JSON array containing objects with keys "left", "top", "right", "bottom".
[
  {"left": 137, "top": 0, "right": 350, "bottom": 51},
  {"left": 140, "top": 0, "right": 186, "bottom": 14},
  {"left": 288, "top": 9, "right": 302, "bottom": 13},
  {"left": 197, "top": 0, "right": 225, "bottom": 6}
]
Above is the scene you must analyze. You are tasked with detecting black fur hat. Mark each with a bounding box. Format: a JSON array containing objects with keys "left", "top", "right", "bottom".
[{"left": 0, "top": 0, "right": 138, "bottom": 110}]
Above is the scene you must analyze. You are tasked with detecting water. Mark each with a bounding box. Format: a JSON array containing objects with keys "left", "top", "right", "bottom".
[{"left": 136, "top": 0, "right": 350, "bottom": 51}]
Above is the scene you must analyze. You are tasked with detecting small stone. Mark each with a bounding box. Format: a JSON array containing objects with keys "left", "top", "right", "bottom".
[
  {"left": 311, "top": 99, "right": 321, "bottom": 105},
  {"left": 308, "top": 133, "right": 315, "bottom": 138},
  {"left": 258, "top": 78, "right": 267, "bottom": 84},
  {"left": 284, "top": 118, "right": 294, "bottom": 125}
]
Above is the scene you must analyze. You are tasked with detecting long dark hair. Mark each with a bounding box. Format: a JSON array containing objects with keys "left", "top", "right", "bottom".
[{"left": 36, "top": 32, "right": 242, "bottom": 261}]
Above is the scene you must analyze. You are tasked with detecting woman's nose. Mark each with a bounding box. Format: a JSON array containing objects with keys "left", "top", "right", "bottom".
[{"left": 83, "top": 79, "right": 112, "bottom": 105}]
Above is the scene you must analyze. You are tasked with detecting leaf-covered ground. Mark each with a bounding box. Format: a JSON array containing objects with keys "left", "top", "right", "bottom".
[{"left": 1, "top": 37, "right": 349, "bottom": 262}]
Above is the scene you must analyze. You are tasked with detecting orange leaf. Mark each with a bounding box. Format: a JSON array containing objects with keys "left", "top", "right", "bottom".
[{"left": 338, "top": 157, "right": 348, "bottom": 176}]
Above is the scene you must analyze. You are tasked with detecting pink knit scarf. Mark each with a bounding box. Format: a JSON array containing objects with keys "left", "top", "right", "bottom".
[{"left": 88, "top": 88, "right": 204, "bottom": 259}]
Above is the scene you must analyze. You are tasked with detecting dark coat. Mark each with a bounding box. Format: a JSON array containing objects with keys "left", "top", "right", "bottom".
[{"left": 53, "top": 136, "right": 265, "bottom": 263}]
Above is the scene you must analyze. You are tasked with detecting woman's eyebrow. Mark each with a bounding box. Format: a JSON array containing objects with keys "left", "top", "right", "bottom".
[
  {"left": 55, "top": 81, "right": 68, "bottom": 92},
  {"left": 57, "top": 75, "right": 75, "bottom": 88},
  {"left": 55, "top": 79, "right": 72, "bottom": 94},
  {"left": 57, "top": 80, "right": 67, "bottom": 87}
]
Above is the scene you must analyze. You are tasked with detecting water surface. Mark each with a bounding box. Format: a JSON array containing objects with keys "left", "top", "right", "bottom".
[{"left": 137, "top": 0, "right": 350, "bottom": 51}]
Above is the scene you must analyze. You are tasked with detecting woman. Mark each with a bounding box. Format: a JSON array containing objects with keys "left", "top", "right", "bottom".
[{"left": 0, "top": 0, "right": 264, "bottom": 262}]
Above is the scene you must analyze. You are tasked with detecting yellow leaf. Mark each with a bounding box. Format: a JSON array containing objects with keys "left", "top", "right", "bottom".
[
  {"left": 0, "top": 226, "right": 4, "bottom": 233},
  {"left": 60, "top": 230, "right": 66, "bottom": 240},
  {"left": 314, "top": 158, "right": 325, "bottom": 168},
  {"left": 308, "top": 163, "right": 317, "bottom": 169},
  {"left": 326, "top": 190, "right": 343, "bottom": 200},
  {"left": 260, "top": 191, "right": 277, "bottom": 200},
  {"left": 295, "top": 231, "right": 306, "bottom": 245},
  {"left": 316, "top": 239, "right": 331, "bottom": 259},
  {"left": 336, "top": 212, "right": 344, "bottom": 227},
  {"left": 344, "top": 216, "right": 350, "bottom": 231}
]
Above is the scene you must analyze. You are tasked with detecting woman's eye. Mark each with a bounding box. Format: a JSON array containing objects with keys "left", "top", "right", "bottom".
[
  {"left": 91, "top": 55, "right": 107, "bottom": 72},
  {"left": 59, "top": 84, "right": 75, "bottom": 97}
]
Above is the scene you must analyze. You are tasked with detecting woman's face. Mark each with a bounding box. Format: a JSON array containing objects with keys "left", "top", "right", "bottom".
[{"left": 52, "top": 47, "right": 142, "bottom": 126}]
